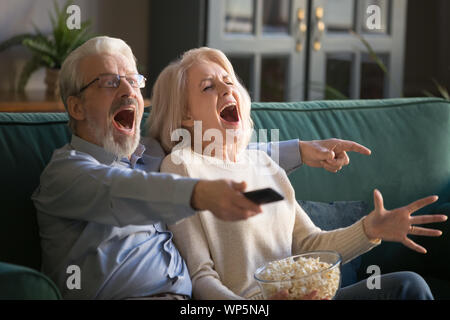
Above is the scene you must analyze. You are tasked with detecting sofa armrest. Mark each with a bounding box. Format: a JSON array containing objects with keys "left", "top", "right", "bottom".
[{"left": 0, "top": 262, "right": 61, "bottom": 299}]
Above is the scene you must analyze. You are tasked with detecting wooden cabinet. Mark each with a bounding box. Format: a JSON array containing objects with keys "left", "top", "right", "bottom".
[
  {"left": 0, "top": 90, "right": 66, "bottom": 112},
  {"left": 0, "top": 90, "right": 151, "bottom": 112}
]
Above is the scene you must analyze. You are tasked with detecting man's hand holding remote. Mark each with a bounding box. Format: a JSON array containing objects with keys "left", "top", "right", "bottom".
[{"left": 191, "top": 180, "right": 263, "bottom": 221}]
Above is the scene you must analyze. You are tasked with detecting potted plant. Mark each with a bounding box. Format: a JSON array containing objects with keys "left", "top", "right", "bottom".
[{"left": 0, "top": 0, "right": 94, "bottom": 98}]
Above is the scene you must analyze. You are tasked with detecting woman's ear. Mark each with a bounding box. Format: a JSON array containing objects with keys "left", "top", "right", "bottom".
[{"left": 67, "top": 95, "right": 86, "bottom": 121}]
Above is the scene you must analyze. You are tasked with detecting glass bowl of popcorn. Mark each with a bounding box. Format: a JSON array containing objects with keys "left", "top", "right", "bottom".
[{"left": 254, "top": 251, "right": 342, "bottom": 300}]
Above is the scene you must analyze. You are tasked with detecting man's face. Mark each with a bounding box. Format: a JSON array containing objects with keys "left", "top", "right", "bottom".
[{"left": 73, "top": 53, "right": 144, "bottom": 158}]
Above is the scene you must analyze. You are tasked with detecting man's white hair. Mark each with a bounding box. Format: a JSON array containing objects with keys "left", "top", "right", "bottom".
[{"left": 59, "top": 36, "right": 137, "bottom": 132}]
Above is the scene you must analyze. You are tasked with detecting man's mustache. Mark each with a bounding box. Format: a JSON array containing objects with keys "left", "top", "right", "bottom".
[{"left": 110, "top": 97, "right": 139, "bottom": 115}]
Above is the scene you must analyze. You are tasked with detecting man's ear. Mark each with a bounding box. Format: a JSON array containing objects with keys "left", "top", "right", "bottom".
[{"left": 67, "top": 95, "right": 86, "bottom": 121}]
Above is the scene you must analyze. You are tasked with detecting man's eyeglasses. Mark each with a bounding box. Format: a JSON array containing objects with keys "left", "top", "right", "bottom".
[{"left": 79, "top": 73, "right": 147, "bottom": 93}]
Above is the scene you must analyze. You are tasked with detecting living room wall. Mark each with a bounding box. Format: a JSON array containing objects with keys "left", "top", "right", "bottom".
[{"left": 0, "top": 0, "right": 448, "bottom": 101}]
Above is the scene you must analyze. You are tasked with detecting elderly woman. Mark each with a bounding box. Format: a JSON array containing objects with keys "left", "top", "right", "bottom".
[{"left": 147, "top": 47, "right": 447, "bottom": 300}]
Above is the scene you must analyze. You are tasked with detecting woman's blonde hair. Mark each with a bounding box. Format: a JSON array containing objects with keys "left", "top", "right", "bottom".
[{"left": 146, "top": 47, "right": 253, "bottom": 153}]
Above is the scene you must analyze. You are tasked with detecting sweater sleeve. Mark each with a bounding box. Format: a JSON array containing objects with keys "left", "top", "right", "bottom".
[
  {"left": 247, "top": 139, "right": 302, "bottom": 175},
  {"left": 161, "top": 153, "right": 245, "bottom": 300},
  {"left": 32, "top": 147, "right": 198, "bottom": 227},
  {"left": 292, "top": 200, "right": 381, "bottom": 264},
  {"left": 260, "top": 153, "right": 381, "bottom": 265}
]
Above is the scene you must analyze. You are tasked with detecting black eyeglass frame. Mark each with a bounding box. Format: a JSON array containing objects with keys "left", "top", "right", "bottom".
[{"left": 78, "top": 73, "right": 147, "bottom": 94}]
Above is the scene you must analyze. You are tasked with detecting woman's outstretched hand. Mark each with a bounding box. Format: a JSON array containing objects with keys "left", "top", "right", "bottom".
[
  {"left": 363, "top": 189, "right": 448, "bottom": 253},
  {"left": 299, "top": 138, "right": 371, "bottom": 173}
]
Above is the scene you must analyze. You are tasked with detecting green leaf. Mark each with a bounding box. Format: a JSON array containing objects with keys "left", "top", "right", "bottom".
[
  {"left": 63, "top": 28, "right": 90, "bottom": 59},
  {"left": 432, "top": 78, "right": 450, "bottom": 100},
  {"left": 40, "top": 54, "right": 56, "bottom": 68},
  {"left": 23, "top": 38, "right": 58, "bottom": 63},
  {"left": 0, "top": 33, "right": 37, "bottom": 52},
  {"left": 3, "top": 0, "right": 93, "bottom": 80},
  {"left": 48, "top": 8, "right": 56, "bottom": 31},
  {"left": 50, "top": 0, "right": 63, "bottom": 54},
  {"left": 350, "top": 30, "right": 388, "bottom": 74},
  {"left": 31, "top": 22, "right": 46, "bottom": 39},
  {"left": 422, "top": 90, "right": 436, "bottom": 98},
  {"left": 349, "top": 29, "right": 404, "bottom": 98},
  {"left": 53, "top": 0, "right": 91, "bottom": 61},
  {"left": 51, "top": 0, "right": 75, "bottom": 56},
  {"left": 309, "top": 81, "right": 349, "bottom": 100},
  {"left": 324, "top": 84, "right": 349, "bottom": 100}
]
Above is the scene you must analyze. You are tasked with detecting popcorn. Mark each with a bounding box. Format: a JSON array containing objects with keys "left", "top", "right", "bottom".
[{"left": 256, "top": 255, "right": 341, "bottom": 300}]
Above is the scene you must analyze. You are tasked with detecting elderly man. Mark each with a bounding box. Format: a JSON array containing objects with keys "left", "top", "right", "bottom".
[{"left": 32, "top": 36, "right": 371, "bottom": 300}]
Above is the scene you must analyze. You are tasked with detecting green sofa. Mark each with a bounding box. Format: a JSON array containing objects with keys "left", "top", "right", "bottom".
[{"left": 1, "top": 97, "right": 449, "bottom": 299}]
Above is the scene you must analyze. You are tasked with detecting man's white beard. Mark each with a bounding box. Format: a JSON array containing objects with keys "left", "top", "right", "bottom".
[{"left": 88, "top": 117, "right": 140, "bottom": 159}]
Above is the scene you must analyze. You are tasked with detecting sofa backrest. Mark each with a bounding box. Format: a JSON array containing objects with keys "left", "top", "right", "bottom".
[
  {"left": 1, "top": 97, "right": 449, "bottom": 279},
  {"left": 250, "top": 97, "right": 450, "bottom": 280},
  {"left": 251, "top": 97, "right": 450, "bottom": 208},
  {"left": 0, "top": 113, "right": 71, "bottom": 270}
]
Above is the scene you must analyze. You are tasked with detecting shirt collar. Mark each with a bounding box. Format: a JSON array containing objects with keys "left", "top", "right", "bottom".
[
  {"left": 70, "top": 134, "right": 146, "bottom": 167},
  {"left": 128, "top": 143, "right": 146, "bottom": 168}
]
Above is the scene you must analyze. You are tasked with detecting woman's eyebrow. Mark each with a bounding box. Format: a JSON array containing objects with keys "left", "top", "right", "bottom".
[
  {"left": 199, "top": 77, "right": 213, "bottom": 87},
  {"left": 199, "top": 74, "right": 231, "bottom": 87}
]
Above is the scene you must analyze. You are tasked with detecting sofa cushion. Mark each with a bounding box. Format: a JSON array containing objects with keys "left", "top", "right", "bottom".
[
  {"left": 298, "top": 200, "right": 369, "bottom": 287},
  {"left": 0, "top": 113, "right": 71, "bottom": 270},
  {"left": 0, "top": 262, "right": 61, "bottom": 299}
]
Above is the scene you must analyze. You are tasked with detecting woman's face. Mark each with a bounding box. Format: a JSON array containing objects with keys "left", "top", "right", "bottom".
[{"left": 184, "top": 61, "right": 242, "bottom": 142}]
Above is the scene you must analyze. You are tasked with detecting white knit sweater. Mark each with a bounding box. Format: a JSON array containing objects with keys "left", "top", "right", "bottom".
[{"left": 161, "top": 147, "right": 380, "bottom": 300}]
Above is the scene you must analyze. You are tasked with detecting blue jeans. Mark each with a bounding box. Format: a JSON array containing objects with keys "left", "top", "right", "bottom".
[{"left": 335, "top": 271, "right": 433, "bottom": 300}]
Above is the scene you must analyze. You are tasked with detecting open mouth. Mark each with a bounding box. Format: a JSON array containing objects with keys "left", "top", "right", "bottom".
[
  {"left": 112, "top": 107, "right": 135, "bottom": 135},
  {"left": 219, "top": 103, "right": 240, "bottom": 124}
]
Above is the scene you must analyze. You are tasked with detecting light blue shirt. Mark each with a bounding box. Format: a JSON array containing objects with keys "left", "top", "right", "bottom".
[{"left": 32, "top": 135, "right": 301, "bottom": 299}]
